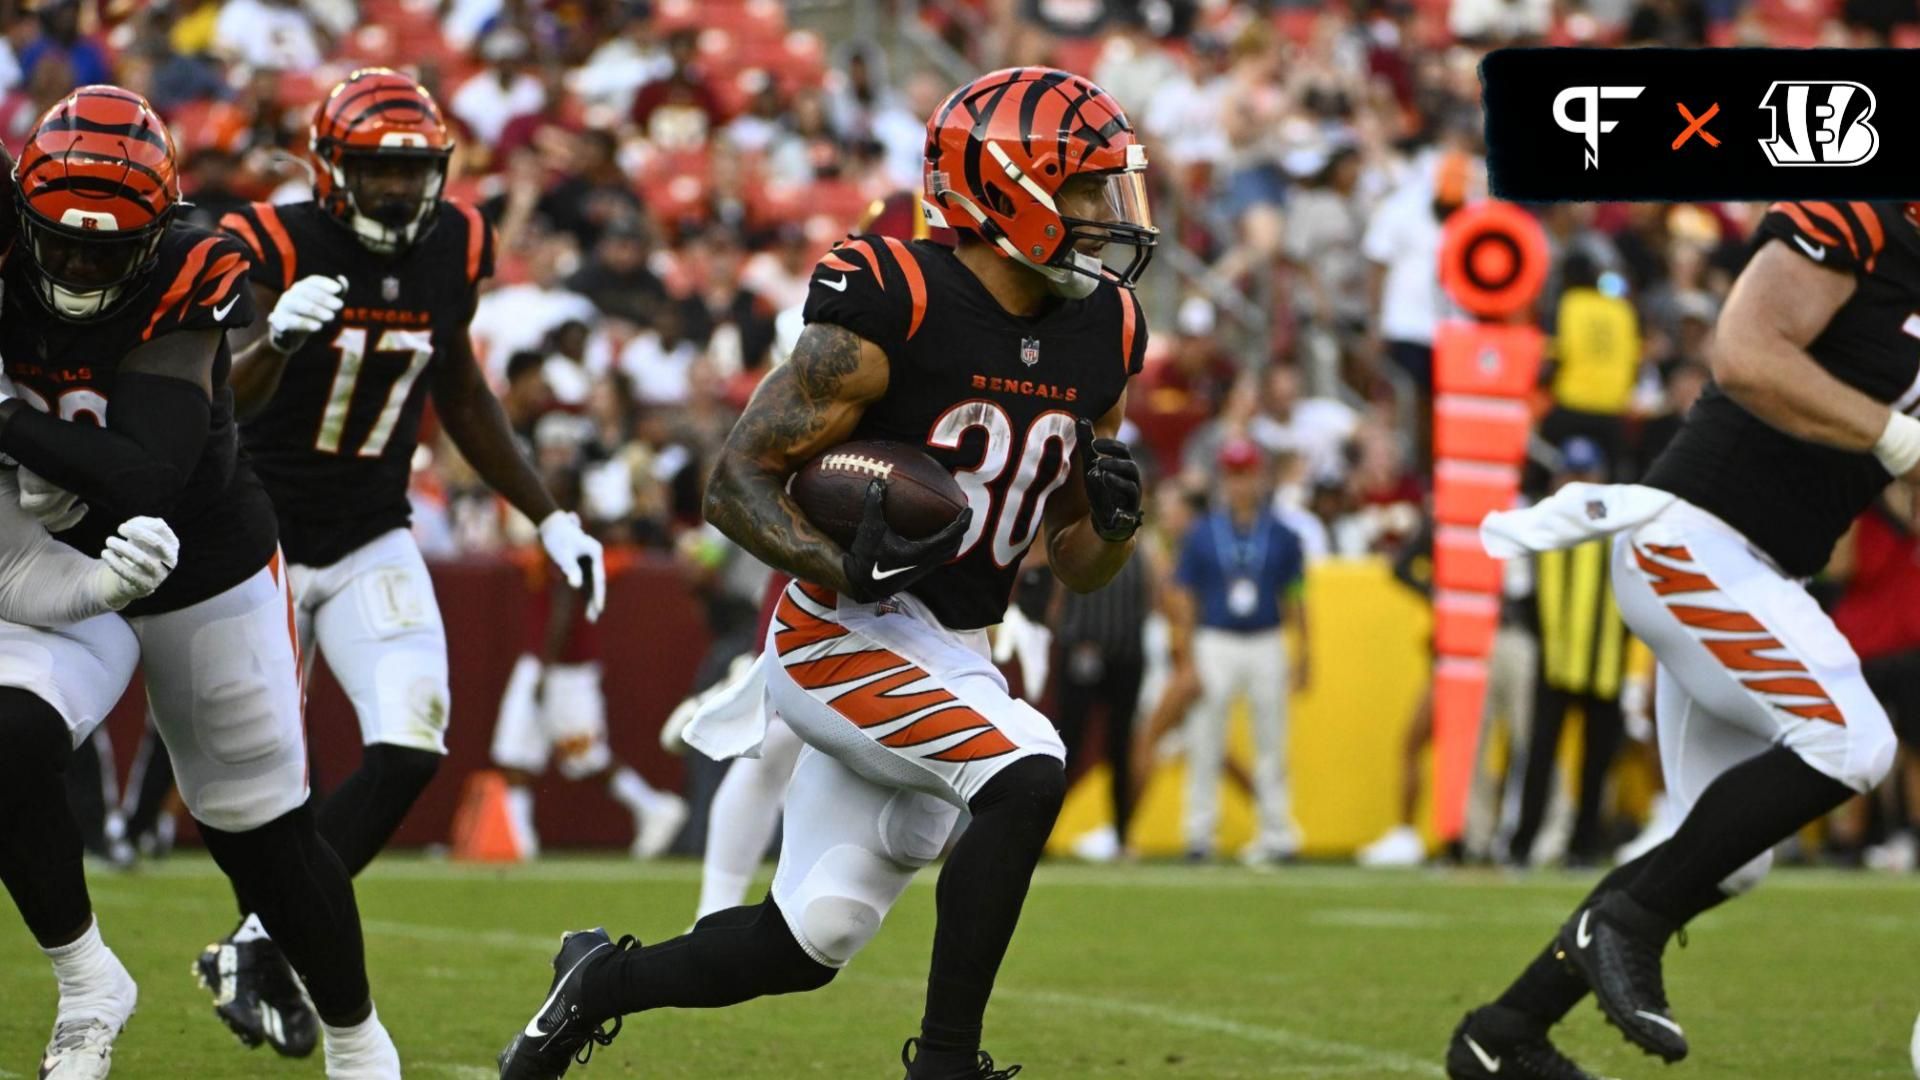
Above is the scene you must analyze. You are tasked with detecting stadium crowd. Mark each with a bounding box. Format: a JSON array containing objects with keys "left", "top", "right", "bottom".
[{"left": 13, "top": 0, "right": 1920, "bottom": 870}]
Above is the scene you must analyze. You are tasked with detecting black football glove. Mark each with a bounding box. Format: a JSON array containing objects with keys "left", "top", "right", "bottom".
[
  {"left": 1076, "top": 417, "right": 1142, "bottom": 543},
  {"left": 841, "top": 479, "right": 973, "bottom": 604}
]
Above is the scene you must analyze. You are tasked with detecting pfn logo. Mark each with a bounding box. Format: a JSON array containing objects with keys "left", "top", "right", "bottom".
[
  {"left": 1758, "top": 81, "right": 1878, "bottom": 167},
  {"left": 1553, "top": 86, "right": 1644, "bottom": 170}
]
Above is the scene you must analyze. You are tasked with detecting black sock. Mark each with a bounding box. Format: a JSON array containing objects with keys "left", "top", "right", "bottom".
[
  {"left": 201, "top": 802, "right": 371, "bottom": 1026},
  {"left": 1494, "top": 841, "right": 1735, "bottom": 1026},
  {"left": 315, "top": 744, "right": 441, "bottom": 877},
  {"left": 120, "top": 722, "right": 175, "bottom": 840},
  {"left": 917, "top": 756, "right": 1066, "bottom": 1072},
  {"left": 0, "top": 690, "right": 92, "bottom": 947},
  {"left": 1628, "top": 745, "right": 1851, "bottom": 922},
  {"left": 579, "top": 896, "right": 834, "bottom": 1020}
]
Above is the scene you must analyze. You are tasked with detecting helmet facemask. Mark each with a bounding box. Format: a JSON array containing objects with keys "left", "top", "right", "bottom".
[
  {"left": 326, "top": 146, "right": 449, "bottom": 256},
  {"left": 18, "top": 203, "right": 170, "bottom": 321}
]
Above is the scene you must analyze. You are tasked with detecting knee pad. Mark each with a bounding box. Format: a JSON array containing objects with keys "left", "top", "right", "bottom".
[
  {"left": 0, "top": 688, "right": 72, "bottom": 789},
  {"left": 1719, "top": 849, "right": 1774, "bottom": 897},
  {"left": 721, "top": 898, "right": 837, "bottom": 994},
  {"left": 776, "top": 845, "right": 906, "bottom": 968}
]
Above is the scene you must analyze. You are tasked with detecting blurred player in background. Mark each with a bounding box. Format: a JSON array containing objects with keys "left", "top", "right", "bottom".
[
  {"left": 0, "top": 87, "right": 401, "bottom": 1078},
  {"left": 499, "top": 67, "right": 1154, "bottom": 1080},
  {"left": 490, "top": 416, "right": 686, "bottom": 860},
  {"left": 1455, "top": 201, "right": 1907, "bottom": 1078},
  {"left": 208, "top": 68, "right": 606, "bottom": 1056}
]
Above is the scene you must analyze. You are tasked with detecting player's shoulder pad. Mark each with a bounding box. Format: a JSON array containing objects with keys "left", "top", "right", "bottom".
[
  {"left": 440, "top": 196, "right": 496, "bottom": 288},
  {"left": 140, "top": 224, "right": 257, "bottom": 342},
  {"left": 1760, "top": 201, "right": 1888, "bottom": 274},
  {"left": 218, "top": 200, "right": 303, "bottom": 292},
  {"left": 801, "top": 233, "right": 929, "bottom": 353}
]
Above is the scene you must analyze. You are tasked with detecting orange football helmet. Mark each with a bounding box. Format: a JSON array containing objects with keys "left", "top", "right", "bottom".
[
  {"left": 310, "top": 68, "right": 453, "bottom": 255},
  {"left": 13, "top": 86, "right": 179, "bottom": 320},
  {"left": 923, "top": 67, "right": 1155, "bottom": 298}
]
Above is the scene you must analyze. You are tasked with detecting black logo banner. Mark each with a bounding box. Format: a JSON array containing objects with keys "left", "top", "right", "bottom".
[{"left": 1484, "top": 49, "right": 1920, "bottom": 201}]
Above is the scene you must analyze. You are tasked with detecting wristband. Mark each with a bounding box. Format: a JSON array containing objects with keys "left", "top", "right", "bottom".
[{"left": 1873, "top": 411, "right": 1920, "bottom": 476}]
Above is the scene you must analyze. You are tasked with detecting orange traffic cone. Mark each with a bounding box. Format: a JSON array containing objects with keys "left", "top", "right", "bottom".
[{"left": 451, "top": 769, "right": 528, "bottom": 862}]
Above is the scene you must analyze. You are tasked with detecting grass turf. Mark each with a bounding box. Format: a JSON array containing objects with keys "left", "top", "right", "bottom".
[{"left": 2, "top": 856, "right": 1915, "bottom": 1078}]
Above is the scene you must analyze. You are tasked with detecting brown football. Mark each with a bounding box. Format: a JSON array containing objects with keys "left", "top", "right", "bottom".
[{"left": 790, "top": 440, "right": 967, "bottom": 549}]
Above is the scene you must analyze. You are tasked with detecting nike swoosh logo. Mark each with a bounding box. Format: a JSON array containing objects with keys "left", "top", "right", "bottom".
[
  {"left": 821, "top": 275, "right": 848, "bottom": 292},
  {"left": 523, "top": 940, "right": 611, "bottom": 1038},
  {"left": 871, "top": 564, "right": 913, "bottom": 581},
  {"left": 212, "top": 295, "right": 240, "bottom": 320},
  {"left": 1792, "top": 234, "right": 1826, "bottom": 262},
  {"left": 1635, "top": 1010, "right": 1685, "bottom": 1037},
  {"left": 1463, "top": 1034, "right": 1501, "bottom": 1073},
  {"left": 1576, "top": 910, "right": 1593, "bottom": 949}
]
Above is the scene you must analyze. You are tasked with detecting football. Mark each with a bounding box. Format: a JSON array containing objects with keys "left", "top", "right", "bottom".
[{"left": 790, "top": 440, "right": 967, "bottom": 549}]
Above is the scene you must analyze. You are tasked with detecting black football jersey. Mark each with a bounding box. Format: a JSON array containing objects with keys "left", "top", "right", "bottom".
[
  {"left": 803, "top": 236, "right": 1148, "bottom": 630},
  {"left": 223, "top": 199, "right": 495, "bottom": 567},
  {"left": 0, "top": 222, "right": 275, "bottom": 615},
  {"left": 1645, "top": 201, "right": 1920, "bottom": 576}
]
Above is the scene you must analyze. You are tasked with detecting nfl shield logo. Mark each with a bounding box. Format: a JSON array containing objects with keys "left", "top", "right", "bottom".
[
  {"left": 382, "top": 276, "right": 400, "bottom": 302},
  {"left": 1020, "top": 337, "right": 1041, "bottom": 367}
]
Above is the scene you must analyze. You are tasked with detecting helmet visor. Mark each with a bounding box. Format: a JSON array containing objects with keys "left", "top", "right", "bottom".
[
  {"left": 1058, "top": 167, "right": 1157, "bottom": 287},
  {"left": 342, "top": 151, "right": 447, "bottom": 229},
  {"left": 24, "top": 214, "right": 158, "bottom": 294}
]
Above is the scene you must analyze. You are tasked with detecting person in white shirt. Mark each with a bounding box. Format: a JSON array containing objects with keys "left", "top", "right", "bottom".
[
  {"left": 450, "top": 29, "right": 545, "bottom": 149},
  {"left": 213, "top": 0, "right": 325, "bottom": 71}
]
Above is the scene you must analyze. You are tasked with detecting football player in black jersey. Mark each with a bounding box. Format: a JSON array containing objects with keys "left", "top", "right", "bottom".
[
  {"left": 195, "top": 68, "right": 607, "bottom": 1056},
  {"left": 1447, "top": 202, "right": 1905, "bottom": 1080},
  {"left": 497, "top": 67, "right": 1154, "bottom": 1080},
  {"left": 0, "top": 87, "right": 402, "bottom": 1077}
]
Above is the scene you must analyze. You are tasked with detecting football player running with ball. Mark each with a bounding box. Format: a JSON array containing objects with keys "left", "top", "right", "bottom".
[
  {"left": 1450, "top": 202, "right": 1906, "bottom": 1078},
  {"left": 198, "top": 68, "right": 606, "bottom": 1056},
  {"left": 498, "top": 67, "right": 1155, "bottom": 1080},
  {"left": 0, "top": 87, "right": 402, "bottom": 1078}
]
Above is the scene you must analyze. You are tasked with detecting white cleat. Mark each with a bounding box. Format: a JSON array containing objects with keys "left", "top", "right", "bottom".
[
  {"left": 40, "top": 1018, "right": 123, "bottom": 1079},
  {"left": 631, "top": 793, "right": 689, "bottom": 860},
  {"left": 1357, "top": 824, "right": 1426, "bottom": 868}
]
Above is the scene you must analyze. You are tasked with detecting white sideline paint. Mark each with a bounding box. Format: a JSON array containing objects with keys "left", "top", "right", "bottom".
[{"left": 419, "top": 1065, "right": 497, "bottom": 1079}]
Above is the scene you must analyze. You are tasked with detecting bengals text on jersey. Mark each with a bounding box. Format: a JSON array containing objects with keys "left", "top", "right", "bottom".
[
  {"left": 0, "top": 221, "right": 273, "bottom": 614},
  {"left": 802, "top": 233, "right": 1148, "bottom": 630},
  {"left": 221, "top": 198, "right": 495, "bottom": 567},
  {"left": 1645, "top": 200, "right": 1915, "bottom": 577}
]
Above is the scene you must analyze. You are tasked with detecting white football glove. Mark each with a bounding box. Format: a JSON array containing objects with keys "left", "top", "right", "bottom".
[
  {"left": 92, "top": 516, "right": 179, "bottom": 610},
  {"left": 268, "top": 274, "right": 349, "bottom": 354},
  {"left": 18, "top": 466, "right": 86, "bottom": 532},
  {"left": 537, "top": 510, "right": 606, "bottom": 622}
]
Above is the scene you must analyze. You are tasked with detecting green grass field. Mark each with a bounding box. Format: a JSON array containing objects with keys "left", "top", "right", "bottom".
[{"left": 3, "top": 856, "right": 1916, "bottom": 1079}]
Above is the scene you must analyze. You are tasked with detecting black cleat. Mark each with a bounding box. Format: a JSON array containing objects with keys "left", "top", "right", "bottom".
[
  {"left": 1446, "top": 1006, "right": 1613, "bottom": 1080},
  {"left": 193, "top": 933, "right": 319, "bottom": 1058},
  {"left": 901, "top": 1037, "right": 1023, "bottom": 1079},
  {"left": 1555, "top": 891, "right": 1687, "bottom": 1062},
  {"left": 498, "top": 928, "right": 633, "bottom": 1079}
]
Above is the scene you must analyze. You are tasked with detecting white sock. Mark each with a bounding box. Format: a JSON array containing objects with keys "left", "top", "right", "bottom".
[
  {"left": 232, "top": 912, "right": 270, "bottom": 944},
  {"left": 696, "top": 870, "right": 754, "bottom": 921},
  {"left": 323, "top": 1002, "right": 399, "bottom": 1074},
  {"left": 608, "top": 765, "right": 654, "bottom": 817},
  {"left": 695, "top": 754, "right": 786, "bottom": 918},
  {"left": 504, "top": 784, "right": 539, "bottom": 856},
  {"left": 45, "top": 918, "right": 134, "bottom": 1025}
]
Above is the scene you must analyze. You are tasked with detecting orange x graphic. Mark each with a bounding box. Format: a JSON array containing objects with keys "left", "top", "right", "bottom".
[{"left": 1673, "top": 102, "right": 1720, "bottom": 150}]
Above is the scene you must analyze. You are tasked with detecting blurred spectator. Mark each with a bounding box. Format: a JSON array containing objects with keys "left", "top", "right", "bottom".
[
  {"left": 1171, "top": 439, "right": 1309, "bottom": 864},
  {"left": 1625, "top": 0, "right": 1709, "bottom": 46},
  {"left": 1250, "top": 361, "right": 1359, "bottom": 487},
  {"left": 676, "top": 227, "right": 777, "bottom": 382},
  {"left": 567, "top": 217, "right": 670, "bottom": 327},
  {"left": 212, "top": 0, "right": 325, "bottom": 71},
  {"left": 1283, "top": 143, "right": 1373, "bottom": 347},
  {"left": 470, "top": 229, "right": 598, "bottom": 372},
  {"left": 1141, "top": 32, "right": 1231, "bottom": 198},
  {"left": 1363, "top": 148, "right": 1468, "bottom": 395},
  {"left": 765, "top": 86, "right": 843, "bottom": 187},
  {"left": 1052, "top": 549, "right": 1154, "bottom": 861},
  {"left": 631, "top": 27, "right": 721, "bottom": 149},
  {"left": 571, "top": 5, "right": 667, "bottom": 117},
  {"left": 501, "top": 351, "right": 555, "bottom": 446},
  {"left": 452, "top": 27, "right": 545, "bottom": 150},
  {"left": 1541, "top": 251, "right": 1642, "bottom": 474},
  {"left": 537, "top": 129, "right": 644, "bottom": 252},
  {"left": 18, "top": 0, "right": 110, "bottom": 87},
  {"left": 0, "top": 47, "right": 70, "bottom": 154},
  {"left": 722, "top": 70, "right": 786, "bottom": 155},
  {"left": 1450, "top": 0, "right": 1552, "bottom": 42}
]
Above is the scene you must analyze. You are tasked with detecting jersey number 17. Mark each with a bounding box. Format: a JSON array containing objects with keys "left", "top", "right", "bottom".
[{"left": 315, "top": 327, "right": 434, "bottom": 457}]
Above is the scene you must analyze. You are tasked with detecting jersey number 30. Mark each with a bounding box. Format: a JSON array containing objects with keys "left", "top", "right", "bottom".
[
  {"left": 928, "top": 402, "right": 1078, "bottom": 566},
  {"left": 317, "top": 327, "right": 434, "bottom": 456}
]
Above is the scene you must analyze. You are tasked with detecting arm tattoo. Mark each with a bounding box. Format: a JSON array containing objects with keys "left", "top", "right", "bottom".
[{"left": 703, "top": 323, "right": 866, "bottom": 594}]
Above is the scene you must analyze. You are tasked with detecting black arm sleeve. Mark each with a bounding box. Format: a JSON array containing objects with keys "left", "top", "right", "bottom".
[{"left": 0, "top": 372, "right": 210, "bottom": 517}]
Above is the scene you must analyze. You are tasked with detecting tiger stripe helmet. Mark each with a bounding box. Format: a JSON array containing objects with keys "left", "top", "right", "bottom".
[
  {"left": 13, "top": 86, "right": 179, "bottom": 320},
  {"left": 923, "top": 67, "right": 1155, "bottom": 298},
  {"left": 309, "top": 68, "right": 453, "bottom": 255}
]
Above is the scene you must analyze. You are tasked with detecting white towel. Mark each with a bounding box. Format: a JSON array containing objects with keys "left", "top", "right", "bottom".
[
  {"left": 683, "top": 650, "right": 772, "bottom": 761},
  {"left": 1480, "top": 482, "right": 1676, "bottom": 558}
]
